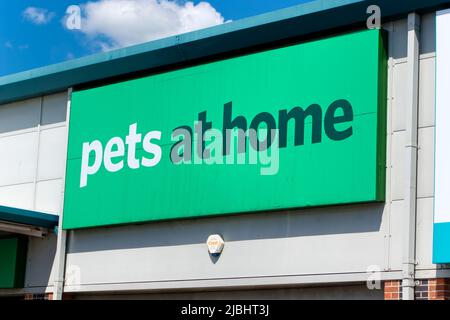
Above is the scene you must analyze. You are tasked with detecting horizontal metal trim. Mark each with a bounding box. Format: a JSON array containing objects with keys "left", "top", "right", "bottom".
[
  {"left": 63, "top": 271, "right": 404, "bottom": 294},
  {"left": 0, "top": 205, "right": 59, "bottom": 229}
]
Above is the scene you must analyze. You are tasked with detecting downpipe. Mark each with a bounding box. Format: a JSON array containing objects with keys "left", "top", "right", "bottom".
[{"left": 402, "top": 12, "right": 420, "bottom": 301}]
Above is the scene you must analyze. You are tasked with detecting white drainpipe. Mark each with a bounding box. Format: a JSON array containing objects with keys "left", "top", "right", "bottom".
[
  {"left": 402, "top": 12, "right": 420, "bottom": 300},
  {"left": 53, "top": 87, "right": 72, "bottom": 300}
]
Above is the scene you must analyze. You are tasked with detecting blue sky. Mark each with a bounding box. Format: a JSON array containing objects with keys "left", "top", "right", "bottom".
[{"left": 0, "top": 0, "right": 312, "bottom": 77}]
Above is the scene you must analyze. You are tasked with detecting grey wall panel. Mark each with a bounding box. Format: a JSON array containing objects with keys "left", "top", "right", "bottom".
[
  {"left": 418, "top": 58, "right": 436, "bottom": 129},
  {"left": 420, "top": 13, "right": 437, "bottom": 56},
  {"left": 417, "top": 127, "right": 435, "bottom": 199},
  {"left": 0, "top": 183, "right": 35, "bottom": 210},
  {"left": 416, "top": 197, "right": 435, "bottom": 270},
  {"left": 65, "top": 204, "right": 388, "bottom": 287},
  {"left": 0, "top": 97, "right": 40, "bottom": 134},
  {"left": 24, "top": 234, "right": 57, "bottom": 289},
  {"left": 414, "top": 12, "right": 437, "bottom": 272},
  {"left": 0, "top": 132, "right": 38, "bottom": 186},
  {"left": 390, "top": 19, "right": 408, "bottom": 61},
  {"left": 388, "top": 200, "right": 404, "bottom": 271},
  {"left": 390, "top": 131, "right": 406, "bottom": 201},
  {"left": 35, "top": 179, "right": 62, "bottom": 215},
  {"left": 41, "top": 93, "right": 67, "bottom": 126},
  {"left": 37, "top": 126, "right": 67, "bottom": 181},
  {"left": 391, "top": 62, "right": 408, "bottom": 133}
]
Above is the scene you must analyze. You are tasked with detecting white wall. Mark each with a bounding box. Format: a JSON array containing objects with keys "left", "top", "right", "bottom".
[
  {"left": 0, "top": 92, "right": 67, "bottom": 215},
  {"left": 0, "top": 91, "right": 67, "bottom": 294}
]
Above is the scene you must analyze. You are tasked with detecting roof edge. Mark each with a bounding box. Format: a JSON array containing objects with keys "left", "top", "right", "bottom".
[
  {"left": 0, "top": 0, "right": 449, "bottom": 104},
  {"left": 0, "top": 205, "right": 59, "bottom": 229}
]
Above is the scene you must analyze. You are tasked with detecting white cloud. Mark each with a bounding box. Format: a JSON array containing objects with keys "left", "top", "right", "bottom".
[
  {"left": 23, "top": 7, "right": 55, "bottom": 25},
  {"left": 76, "top": 0, "right": 227, "bottom": 50}
]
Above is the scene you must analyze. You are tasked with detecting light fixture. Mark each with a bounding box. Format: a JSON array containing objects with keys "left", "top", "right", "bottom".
[{"left": 206, "top": 234, "right": 225, "bottom": 256}]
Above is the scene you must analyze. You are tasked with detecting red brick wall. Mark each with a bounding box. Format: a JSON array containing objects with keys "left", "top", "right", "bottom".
[
  {"left": 384, "top": 280, "right": 402, "bottom": 300},
  {"left": 24, "top": 293, "right": 53, "bottom": 300},
  {"left": 384, "top": 279, "right": 450, "bottom": 300},
  {"left": 427, "top": 279, "right": 450, "bottom": 300}
]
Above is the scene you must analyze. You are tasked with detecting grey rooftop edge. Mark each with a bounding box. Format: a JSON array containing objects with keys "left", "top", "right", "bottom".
[{"left": 0, "top": 0, "right": 449, "bottom": 105}]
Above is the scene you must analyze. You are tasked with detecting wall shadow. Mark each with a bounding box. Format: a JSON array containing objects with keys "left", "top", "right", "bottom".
[{"left": 68, "top": 202, "right": 385, "bottom": 253}]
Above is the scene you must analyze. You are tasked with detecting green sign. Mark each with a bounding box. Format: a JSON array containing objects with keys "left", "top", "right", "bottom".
[
  {"left": 0, "top": 237, "right": 27, "bottom": 289},
  {"left": 63, "top": 29, "right": 387, "bottom": 229}
]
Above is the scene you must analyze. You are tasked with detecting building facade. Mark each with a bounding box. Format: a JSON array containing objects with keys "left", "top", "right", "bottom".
[{"left": 1, "top": 0, "right": 450, "bottom": 300}]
